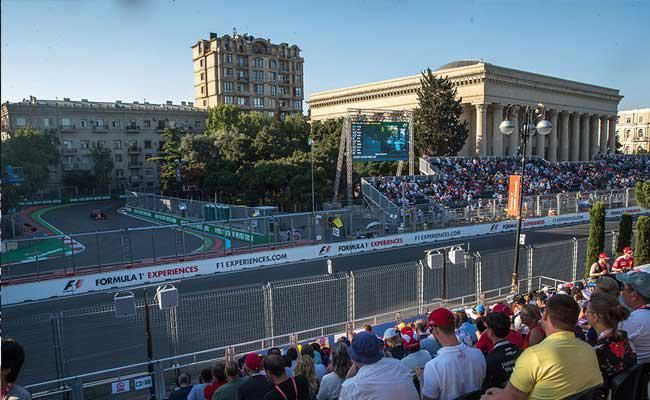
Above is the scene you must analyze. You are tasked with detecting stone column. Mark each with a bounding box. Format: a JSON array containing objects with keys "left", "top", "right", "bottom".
[
  {"left": 492, "top": 104, "right": 503, "bottom": 156},
  {"left": 475, "top": 104, "right": 487, "bottom": 156},
  {"left": 458, "top": 105, "right": 471, "bottom": 156},
  {"left": 599, "top": 116, "right": 608, "bottom": 155},
  {"left": 560, "top": 111, "right": 570, "bottom": 161},
  {"left": 509, "top": 109, "right": 520, "bottom": 156},
  {"left": 589, "top": 115, "right": 599, "bottom": 159},
  {"left": 580, "top": 113, "right": 590, "bottom": 161},
  {"left": 608, "top": 116, "right": 617, "bottom": 154},
  {"left": 571, "top": 112, "right": 581, "bottom": 161}
]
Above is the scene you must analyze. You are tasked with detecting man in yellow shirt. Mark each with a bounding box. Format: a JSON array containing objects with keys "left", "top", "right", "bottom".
[{"left": 481, "top": 294, "right": 603, "bottom": 400}]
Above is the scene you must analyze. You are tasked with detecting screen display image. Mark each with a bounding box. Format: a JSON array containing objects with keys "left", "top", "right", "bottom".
[{"left": 351, "top": 121, "right": 409, "bottom": 161}]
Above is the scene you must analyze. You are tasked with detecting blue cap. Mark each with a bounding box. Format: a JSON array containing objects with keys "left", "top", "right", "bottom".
[
  {"left": 476, "top": 304, "right": 485, "bottom": 314},
  {"left": 617, "top": 271, "right": 650, "bottom": 299},
  {"left": 383, "top": 328, "right": 399, "bottom": 340},
  {"left": 349, "top": 331, "right": 384, "bottom": 364}
]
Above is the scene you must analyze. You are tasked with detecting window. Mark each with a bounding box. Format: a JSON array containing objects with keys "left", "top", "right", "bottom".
[
  {"left": 128, "top": 120, "right": 137, "bottom": 128},
  {"left": 225, "top": 67, "right": 233, "bottom": 77},
  {"left": 225, "top": 54, "right": 233, "bottom": 64},
  {"left": 626, "top": 129, "right": 631, "bottom": 138},
  {"left": 97, "top": 140, "right": 106, "bottom": 148},
  {"left": 253, "top": 70, "right": 264, "bottom": 81},
  {"left": 269, "top": 98, "right": 276, "bottom": 108},
  {"left": 129, "top": 140, "right": 138, "bottom": 148},
  {"left": 640, "top": 116, "right": 644, "bottom": 123},
  {"left": 144, "top": 140, "right": 152, "bottom": 149},
  {"left": 237, "top": 70, "right": 247, "bottom": 79},
  {"left": 294, "top": 75, "right": 302, "bottom": 85},
  {"left": 200, "top": 73, "right": 204, "bottom": 81},
  {"left": 81, "top": 140, "right": 90, "bottom": 149},
  {"left": 254, "top": 57, "right": 263, "bottom": 68},
  {"left": 61, "top": 118, "right": 70, "bottom": 127},
  {"left": 63, "top": 140, "right": 73, "bottom": 149},
  {"left": 116, "top": 169, "right": 124, "bottom": 177},
  {"left": 269, "top": 60, "right": 277, "bottom": 69},
  {"left": 270, "top": 85, "right": 277, "bottom": 96},
  {"left": 43, "top": 118, "right": 50, "bottom": 127},
  {"left": 254, "top": 98, "right": 264, "bottom": 108},
  {"left": 224, "top": 95, "right": 234, "bottom": 104},
  {"left": 112, "top": 120, "right": 120, "bottom": 128},
  {"left": 144, "top": 120, "right": 151, "bottom": 128},
  {"left": 80, "top": 120, "right": 87, "bottom": 128},
  {"left": 236, "top": 83, "right": 248, "bottom": 92},
  {"left": 113, "top": 140, "right": 122, "bottom": 149},
  {"left": 627, "top": 117, "right": 632, "bottom": 123},
  {"left": 224, "top": 82, "right": 234, "bottom": 92},
  {"left": 145, "top": 168, "right": 154, "bottom": 176},
  {"left": 237, "top": 97, "right": 248, "bottom": 106},
  {"left": 115, "top": 154, "right": 123, "bottom": 162},
  {"left": 269, "top": 72, "right": 276, "bottom": 82},
  {"left": 267, "top": 111, "right": 275, "bottom": 118},
  {"left": 279, "top": 86, "right": 288, "bottom": 95},
  {"left": 293, "top": 100, "right": 302, "bottom": 110},
  {"left": 294, "top": 87, "right": 303, "bottom": 97},
  {"left": 195, "top": 120, "right": 201, "bottom": 128},
  {"left": 199, "top": 59, "right": 204, "bottom": 67},
  {"left": 203, "top": 100, "right": 207, "bottom": 107},
  {"left": 639, "top": 129, "right": 645, "bottom": 137},
  {"left": 254, "top": 84, "right": 264, "bottom": 95},
  {"left": 236, "top": 55, "right": 247, "bottom": 66}
]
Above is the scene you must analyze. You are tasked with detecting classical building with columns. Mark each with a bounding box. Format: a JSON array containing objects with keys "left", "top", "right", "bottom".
[
  {"left": 617, "top": 108, "right": 650, "bottom": 154},
  {"left": 308, "top": 61, "right": 623, "bottom": 161}
]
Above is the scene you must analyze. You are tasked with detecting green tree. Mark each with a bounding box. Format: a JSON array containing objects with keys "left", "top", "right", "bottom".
[
  {"left": 151, "top": 128, "right": 184, "bottom": 194},
  {"left": 90, "top": 146, "right": 114, "bottom": 193},
  {"left": 1, "top": 127, "right": 60, "bottom": 211},
  {"left": 616, "top": 213, "right": 634, "bottom": 256},
  {"left": 635, "top": 216, "right": 650, "bottom": 265},
  {"left": 635, "top": 181, "right": 650, "bottom": 209},
  {"left": 413, "top": 68, "right": 469, "bottom": 156},
  {"left": 63, "top": 170, "right": 96, "bottom": 194},
  {"left": 585, "top": 201, "right": 606, "bottom": 277}
]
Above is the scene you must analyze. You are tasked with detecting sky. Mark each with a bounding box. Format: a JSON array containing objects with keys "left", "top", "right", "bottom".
[{"left": 2, "top": 0, "right": 649, "bottom": 110}]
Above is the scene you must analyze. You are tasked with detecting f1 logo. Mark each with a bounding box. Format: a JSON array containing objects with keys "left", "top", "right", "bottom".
[
  {"left": 489, "top": 223, "right": 499, "bottom": 233},
  {"left": 63, "top": 279, "right": 83, "bottom": 292},
  {"left": 318, "top": 245, "right": 331, "bottom": 255}
]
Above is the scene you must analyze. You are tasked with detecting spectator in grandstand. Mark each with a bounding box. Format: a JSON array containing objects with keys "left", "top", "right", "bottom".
[
  {"left": 399, "top": 326, "right": 432, "bottom": 373},
  {"left": 534, "top": 293, "right": 547, "bottom": 314},
  {"left": 414, "top": 319, "right": 429, "bottom": 340},
  {"left": 482, "top": 294, "right": 603, "bottom": 400},
  {"left": 339, "top": 331, "right": 419, "bottom": 400},
  {"left": 268, "top": 348, "right": 294, "bottom": 377},
  {"left": 589, "top": 252, "right": 611, "bottom": 278},
  {"left": 476, "top": 304, "right": 524, "bottom": 354},
  {"left": 168, "top": 373, "right": 192, "bottom": 400},
  {"left": 1, "top": 338, "right": 31, "bottom": 400},
  {"left": 294, "top": 353, "right": 318, "bottom": 400},
  {"left": 584, "top": 293, "right": 637, "bottom": 384},
  {"left": 482, "top": 311, "right": 521, "bottom": 390},
  {"left": 363, "top": 324, "right": 373, "bottom": 332},
  {"left": 519, "top": 304, "right": 545, "bottom": 349},
  {"left": 383, "top": 328, "right": 405, "bottom": 360},
  {"left": 617, "top": 271, "right": 650, "bottom": 364},
  {"left": 188, "top": 369, "right": 213, "bottom": 400},
  {"left": 285, "top": 347, "right": 299, "bottom": 373},
  {"left": 212, "top": 361, "right": 243, "bottom": 400},
  {"left": 239, "top": 353, "right": 273, "bottom": 400},
  {"left": 455, "top": 310, "right": 478, "bottom": 344},
  {"left": 264, "top": 355, "right": 310, "bottom": 400},
  {"left": 592, "top": 276, "right": 620, "bottom": 297},
  {"left": 302, "top": 345, "right": 327, "bottom": 382},
  {"left": 204, "top": 362, "right": 227, "bottom": 400},
  {"left": 420, "top": 308, "right": 485, "bottom": 400},
  {"left": 473, "top": 304, "right": 488, "bottom": 338},
  {"left": 419, "top": 327, "right": 441, "bottom": 358},
  {"left": 612, "top": 247, "right": 635, "bottom": 273},
  {"left": 454, "top": 311, "right": 474, "bottom": 347},
  {"left": 316, "top": 342, "right": 350, "bottom": 400}
]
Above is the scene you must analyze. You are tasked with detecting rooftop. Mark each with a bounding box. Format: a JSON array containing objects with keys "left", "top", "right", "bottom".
[{"left": 4, "top": 97, "right": 205, "bottom": 112}]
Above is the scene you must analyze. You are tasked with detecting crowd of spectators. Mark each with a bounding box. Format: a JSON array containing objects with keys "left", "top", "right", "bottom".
[
  {"left": 158, "top": 269, "right": 650, "bottom": 400},
  {"left": 369, "top": 155, "right": 650, "bottom": 207}
]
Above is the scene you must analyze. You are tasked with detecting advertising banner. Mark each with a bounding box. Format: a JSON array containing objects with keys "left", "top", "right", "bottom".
[{"left": 507, "top": 175, "right": 521, "bottom": 217}]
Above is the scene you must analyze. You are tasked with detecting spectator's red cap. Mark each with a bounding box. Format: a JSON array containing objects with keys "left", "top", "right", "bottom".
[
  {"left": 400, "top": 326, "right": 420, "bottom": 350},
  {"left": 244, "top": 353, "right": 263, "bottom": 371},
  {"left": 624, "top": 246, "right": 633, "bottom": 255},
  {"left": 599, "top": 252, "right": 610, "bottom": 260},
  {"left": 492, "top": 303, "right": 513, "bottom": 317},
  {"left": 428, "top": 308, "right": 454, "bottom": 327}
]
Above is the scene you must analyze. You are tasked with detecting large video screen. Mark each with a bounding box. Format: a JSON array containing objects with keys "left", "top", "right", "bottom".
[{"left": 351, "top": 121, "right": 409, "bottom": 162}]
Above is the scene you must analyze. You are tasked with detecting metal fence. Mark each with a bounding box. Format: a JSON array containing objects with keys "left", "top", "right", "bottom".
[{"left": 4, "top": 232, "right": 621, "bottom": 398}]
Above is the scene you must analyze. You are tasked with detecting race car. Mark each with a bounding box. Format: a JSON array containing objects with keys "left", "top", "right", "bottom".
[{"left": 90, "top": 209, "right": 108, "bottom": 220}]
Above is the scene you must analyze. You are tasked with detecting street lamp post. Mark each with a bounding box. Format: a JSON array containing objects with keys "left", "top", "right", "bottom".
[
  {"left": 308, "top": 138, "right": 316, "bottom": 231},
  {"left": 499, "top": 104, "right": 552, "bottom": 294}
]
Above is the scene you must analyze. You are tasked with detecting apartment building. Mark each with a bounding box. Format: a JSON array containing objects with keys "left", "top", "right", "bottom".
[
  {"left": 617, "top": 108, "right": 650, "bottom": 154},
  {"left": 0, "top": 97, "right": 207, "bottom": 192},
  {"left": 192, "top": 31, "right": 304, "bottom": 117}
]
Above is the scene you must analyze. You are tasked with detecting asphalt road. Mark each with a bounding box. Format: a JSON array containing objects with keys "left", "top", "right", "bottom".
[{"left": 2, "top": 201, "right": 209, "bottom": 279}]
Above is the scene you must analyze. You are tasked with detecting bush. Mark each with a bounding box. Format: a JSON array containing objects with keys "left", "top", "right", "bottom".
[
  {"left": 635, "top": 216, "right": 650, "bottom": 265},
  {"left": 585, "top": 201, "right": 606, "bottom": 277},
  {"left": 636, "top": 181, "right": 650, "bottom": 209},
  {"left": 616, "top": 214, "right": 633, "bottom": 256}
]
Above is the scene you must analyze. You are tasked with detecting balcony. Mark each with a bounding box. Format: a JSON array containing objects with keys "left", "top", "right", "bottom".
[
  {"left": 128, "top": 161, "right": 143, "bottom": 168},
  {"left": 63, "top": 148, "right": 77, "bottom": 155},
  {"left": 93, "top": 125, "right": 108, "bottom": 133},
  {"left": 60, "top": 125, "right": 76, "bottom": 132},
  {"left": 237, "top": 76, "right": 249, "bottom": 81},
  {"left": 128, "top": 147, "right": 142, "bottom": 154},
  {"left": 126, "top": 125, "right": 141, "bottom": 133}
]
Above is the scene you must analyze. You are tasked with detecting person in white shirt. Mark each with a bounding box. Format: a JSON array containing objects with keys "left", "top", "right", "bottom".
[
  {"left": 420, "top": 308, "right": 486, "bottom": 400},
  {"left": 400, "top": 326, "right": 432, "bottom": 373},
  {"left": 339, "top": 331, "right": 418, "bottom": 400},
  {"left": 617, "top": 271, "right": 650, "bottom": 363}
]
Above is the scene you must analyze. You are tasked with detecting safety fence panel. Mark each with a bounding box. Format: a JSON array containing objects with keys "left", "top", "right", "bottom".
[
  {"left": 352, "top": 262, "right": 419, "bottom": 319},
  {"left": 270, "top": 274, "right": 349, "bottom": 336},
  {"left": 479, "top": 248, "right": 517, "bottom": 293},
  {"left": 445, "top": 254, "right": 477, "bottom": 300},
  {"left": 531, "top": 240, "right": 576, "bottom": 283},
  {"left": 575, "top": 237, "right": 590, "bottom": 279}
]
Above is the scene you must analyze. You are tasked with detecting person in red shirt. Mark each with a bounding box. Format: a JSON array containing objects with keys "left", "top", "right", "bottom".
[
  {"left": 204, "top": 361, "right": 227, "bottom": 400},
  {"left": 612, "top": 246, "right": 635, "bottom": 273},
  {"left": 476, "top": 303, "right": 524, "bottom": 354}
]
